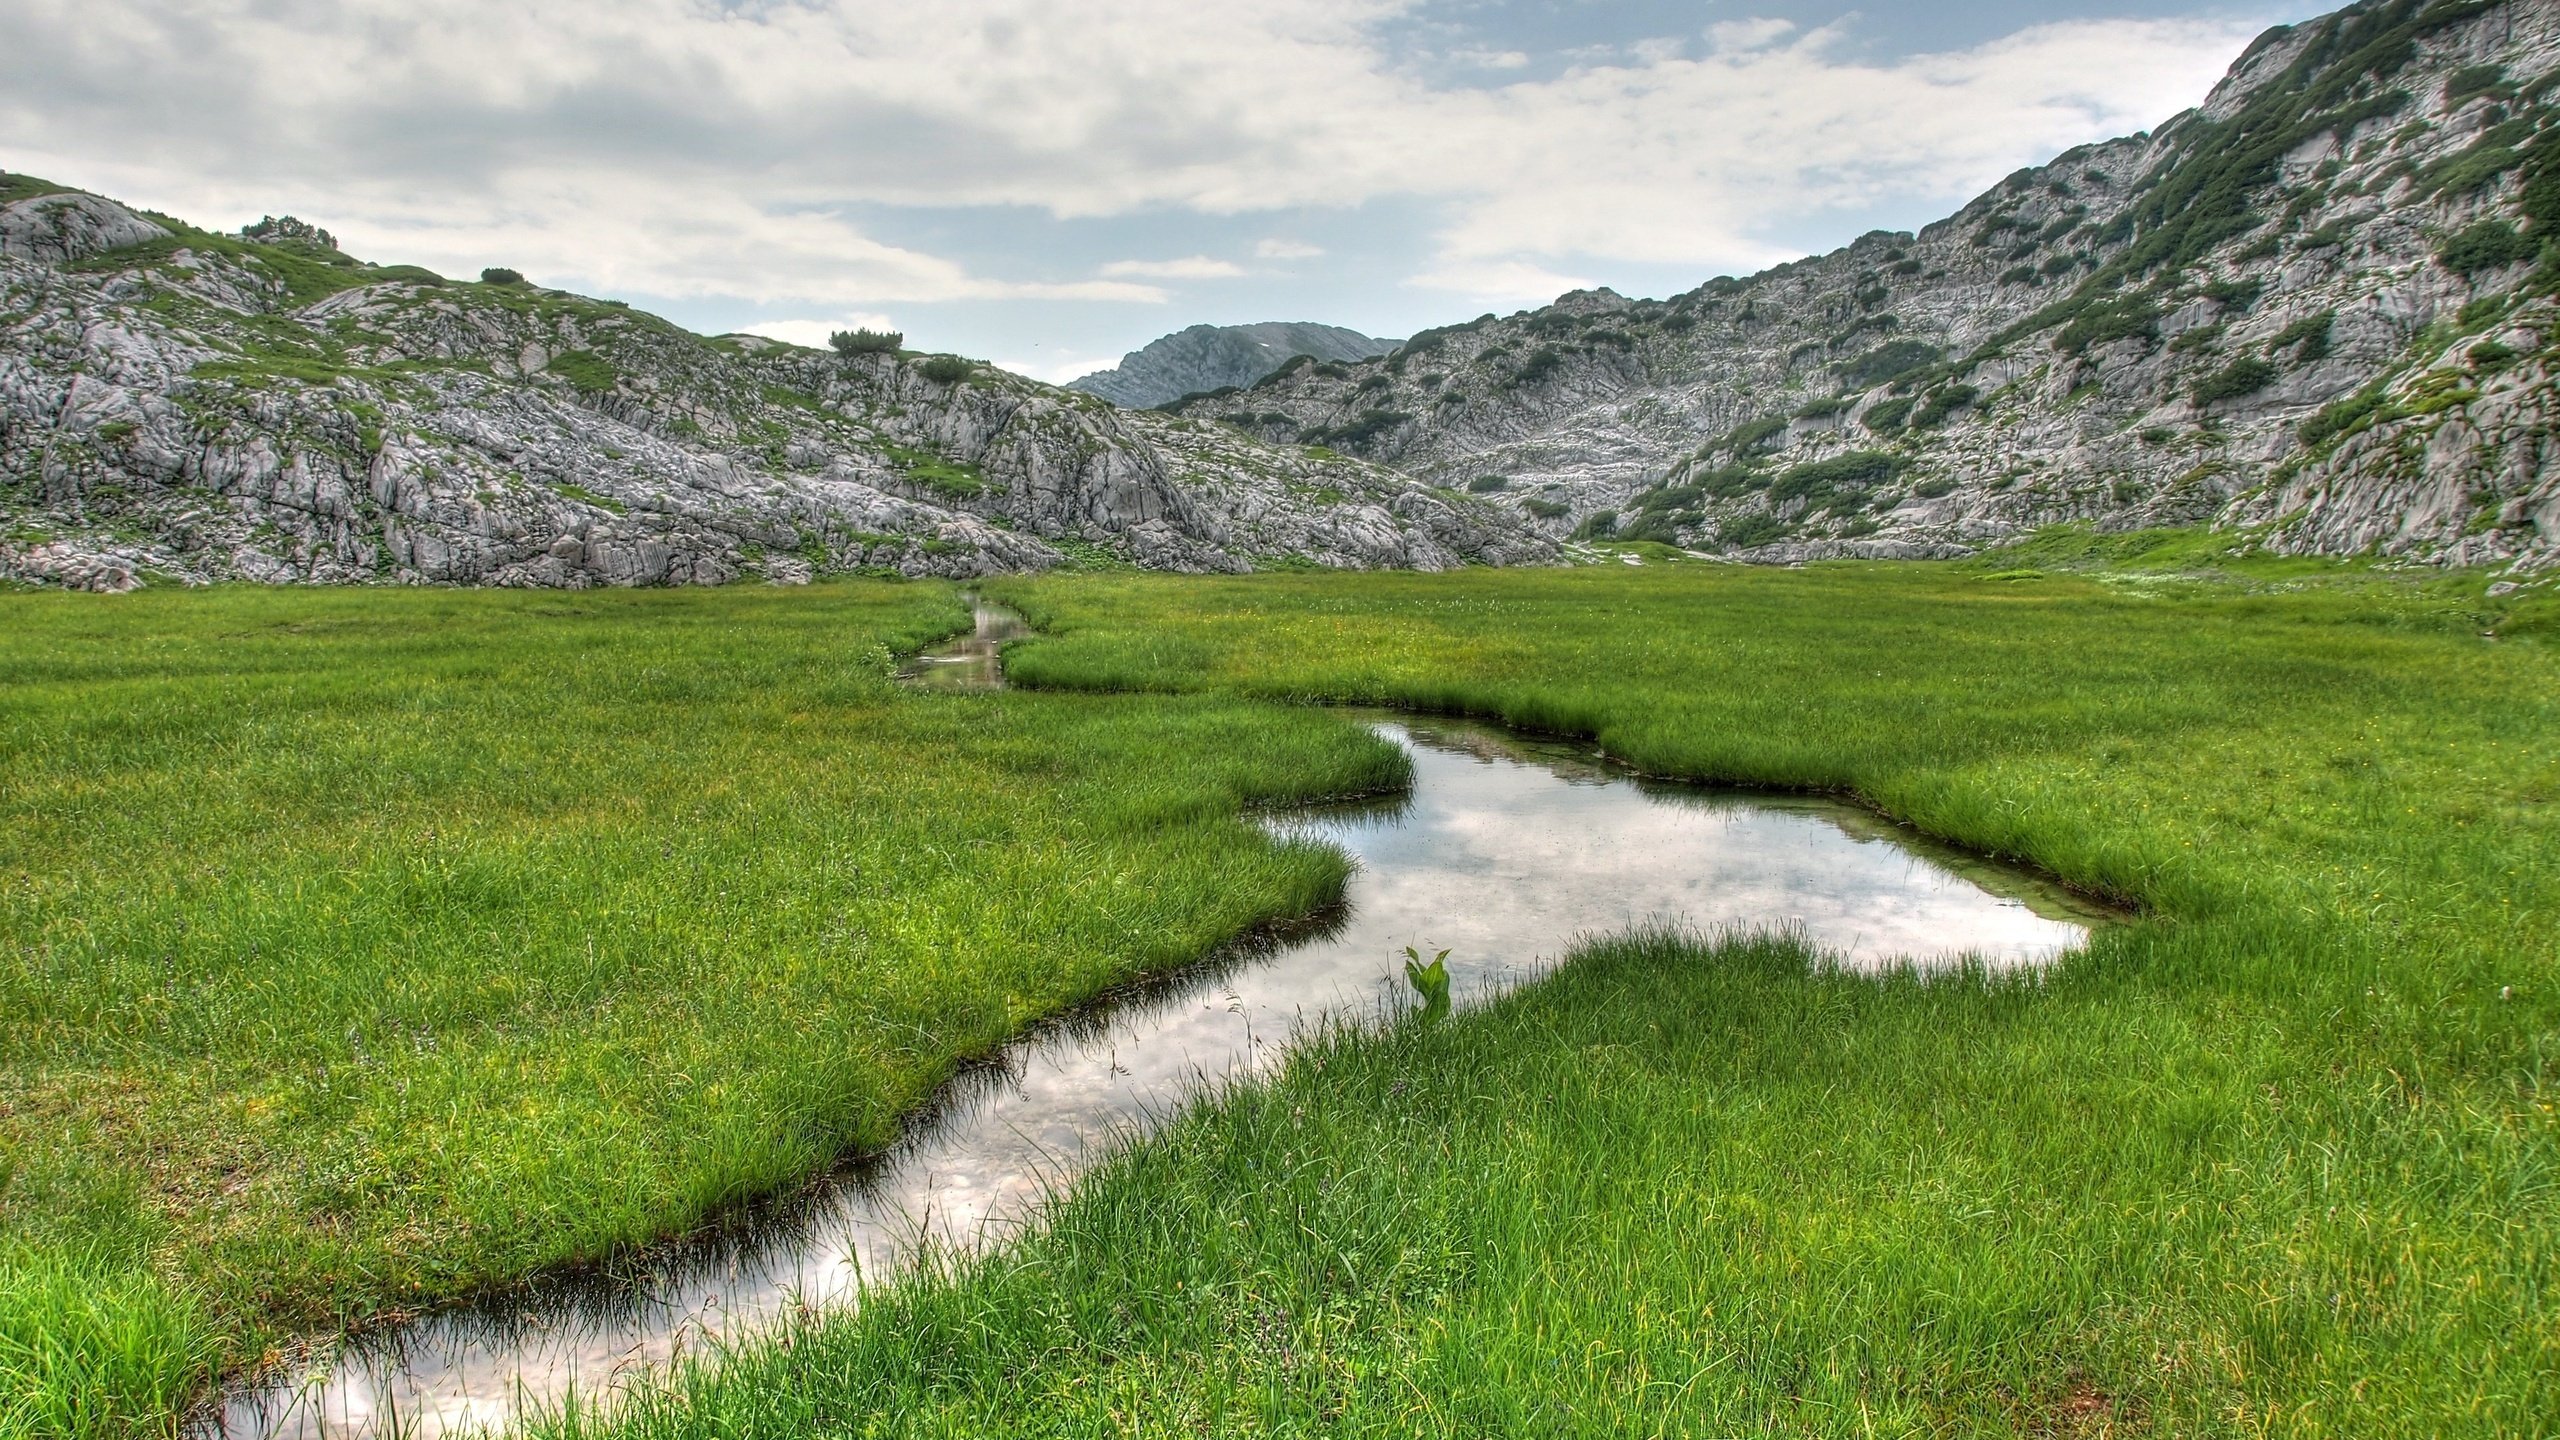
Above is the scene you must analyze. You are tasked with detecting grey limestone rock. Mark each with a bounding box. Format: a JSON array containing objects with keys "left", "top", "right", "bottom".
[
  {"left": 0, "top": 191, "right": 170, "bottom": 264},
  {"left": 0, "top": 197, "right": 1547, "bottom": 591}
]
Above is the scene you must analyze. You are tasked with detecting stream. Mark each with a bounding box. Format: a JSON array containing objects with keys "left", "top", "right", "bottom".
[{"left": 198, "top": 601, "right": 2105, "bottom": 1439}]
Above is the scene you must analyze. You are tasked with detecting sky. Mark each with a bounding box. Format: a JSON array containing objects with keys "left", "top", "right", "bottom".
[{"left": 1, "top": 1, "right": 2335, "bottom": 383}]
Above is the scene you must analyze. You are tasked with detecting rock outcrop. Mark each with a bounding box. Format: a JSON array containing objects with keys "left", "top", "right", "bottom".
[
  {"left": 1173, "top": 0, "right": 2560, "bottom": 576},
  {"left": 1067, "top": 322, "right": 1397, "bottom": 410},
  {"left": 0, "top": 186, "right": 1545, "bottom": 591}
]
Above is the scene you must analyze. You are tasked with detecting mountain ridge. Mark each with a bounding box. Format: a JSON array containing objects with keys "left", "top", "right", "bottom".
[
  {"left": 1170, "top": 0, "right": 2560, "bottom": 579},
  {"left": 11, "top": 0, "right": 2560, "bottom": 591},
  {"left": 0, "top": 181, "right": 1544, "bottom": 591}
]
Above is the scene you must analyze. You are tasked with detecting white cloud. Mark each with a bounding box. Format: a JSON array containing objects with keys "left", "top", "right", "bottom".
[
  {"left": 1405, "top": 259, "right": 1598, "bottom": 307},
  {"left": 0, "top": 0, "right": 2273, "bottom": 327},
  {"left": 1098, "top": 256, "right": 1249, "bottom": 279},
  {"left": 734, "top": 316, "right": 902, "bottom": 350},
  {"left": 992, "top": 351, "right": 1126, "bottom": 385},
  {"left": 1408, "top": 15, "right": 2258, "bottom": 273},
  {"left": 1707, "top": 18, "right": 1799, "bottom": 53},
  {"left": 1255, "top": 239, "right": 1327, "bottom": 260}
]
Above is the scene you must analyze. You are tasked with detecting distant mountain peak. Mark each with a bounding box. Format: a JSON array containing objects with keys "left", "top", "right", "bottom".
[{"left": 1069, "top": 321, "right": 1397, "bottom": 409}]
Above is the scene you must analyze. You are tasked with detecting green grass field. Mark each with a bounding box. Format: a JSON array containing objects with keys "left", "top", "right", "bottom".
[
  {"left": 550, "top": 556, "right": 2556, "bottom": 1437},
  {"left": 4, "top": 551, "right": 2556, "bottom": 1436},
  {"left": 0, "top": 582, "right": 1406, "bottom": 1438}
]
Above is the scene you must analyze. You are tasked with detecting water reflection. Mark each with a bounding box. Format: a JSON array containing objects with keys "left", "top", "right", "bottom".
[
  {"left": 894, "top": 602, "right": 1028, "bottom": 691},
  {"left": 198, "top": 712, "right": 2100, "bottom": 1439}
]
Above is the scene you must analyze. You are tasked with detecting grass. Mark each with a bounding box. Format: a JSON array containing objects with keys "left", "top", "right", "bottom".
[
  {"left": 530, "top": 556, "right": 2556, "bottom": 1437},
  {"left": 0, "top": 581, "right": 1411, "bottom": 1436},
  {"left": 879, "top": 441, "right": 991, "bottom": 499},
  {"left": 545, "top": 350, "right": 620, "bottom": 396}
]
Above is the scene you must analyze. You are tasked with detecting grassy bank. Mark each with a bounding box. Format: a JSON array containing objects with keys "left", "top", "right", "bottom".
[
  {"left": 0, "top": 581, "right": 1409, "bottom": 1437},
  {"left": 550, "top": 558, "right": 2556, "bottom": 1436}
]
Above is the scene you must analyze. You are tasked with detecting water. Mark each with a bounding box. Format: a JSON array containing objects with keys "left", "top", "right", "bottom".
[
  {"left": 197, "top": 609, "right": 2105, "bottom": 1439},
  {"left": 892, "top": 602, "right": 1028, "bottom": 691}
]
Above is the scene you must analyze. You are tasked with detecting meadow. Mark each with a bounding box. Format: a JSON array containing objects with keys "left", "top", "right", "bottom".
[
  {"left": 544, "top": 547, "right": 2557, "bottom": 1436},
  {"left": 4, "top": 545, "right": 2556, "bottom": 1436},
  {"left": 0, "top": 582, "right": 1407, "bottom": 1437}
]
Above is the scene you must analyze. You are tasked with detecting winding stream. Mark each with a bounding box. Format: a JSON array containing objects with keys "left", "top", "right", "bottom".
[{"left": 198, "top": 602, "right": 2105, "bottom": 1439}]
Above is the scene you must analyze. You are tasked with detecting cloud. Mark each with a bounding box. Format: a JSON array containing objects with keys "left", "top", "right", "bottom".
[
  {"left": 734, "top": 316, "right": 902, "bottom": 350},
  {"left": 1098, "top": 255, "right": 1249, "bottom": 279},
  {"left": 1405, "top": 259, "right": 1598, "bottom": 307},
  {"left": 1706, "top": 18, "right": 1797, "bottom": 53},
  {"left": 0, "top": 0, "right": 2273, "bottom": 329},
  {"left": 1255, "top": 239, "right": 1327, "bottom": 260},
  {"left": 1407, "top": 15, "right": 2261, "bottom": 272},
  {"left": 992, "top": 351, "right": 1126, "bottom": 385}
]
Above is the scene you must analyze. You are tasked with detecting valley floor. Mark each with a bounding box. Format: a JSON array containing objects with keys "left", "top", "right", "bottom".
[{"left": 5, "top": 545, "right": 2555, "bottom": 1436}]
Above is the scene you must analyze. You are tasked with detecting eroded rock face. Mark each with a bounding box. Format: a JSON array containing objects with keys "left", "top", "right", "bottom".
[
  {"left": 0, "top": 198, "right": 1547, "bottom": 591},
  {"left": 1174, "top": 0, "right": 2560, "bottom": 576},
  {"left": 2232, "top": 304, "right": 2560, "bottom": 565},
  {"left": 0, "top": 192, "right": 170, "bottom": 264}
]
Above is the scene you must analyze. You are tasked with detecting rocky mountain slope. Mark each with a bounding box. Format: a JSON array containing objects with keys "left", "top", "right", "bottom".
[
  {"left": 1175, "top": 0, "right": 2560, "bottom": 578},
  {"left": 1067, "top": 322, "right": 1395, "bottom": 409},
  {"left": 0, "top": 188, "right": 1542, "bottom": 592}
]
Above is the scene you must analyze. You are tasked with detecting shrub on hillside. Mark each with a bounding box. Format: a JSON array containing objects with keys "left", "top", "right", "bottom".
[
  {"left": 479, "top": 267, "right": 525, "bottom": 286},
  {"left": 2272, "top": 311, "right": 2336, "bottom": 364},
  {"left": 1511, "top": 346, "right": 1565, "bottom": 387},
  {"left": 2204, "top": 277, "right": 2264, "bottom": 311},
  {"left": 241, "top": 215, "right": 338, "bottom": 250},
  {"left": 2299, "top": 385, "right": 2391, "bottom": 452},
  {"left": 1838, "top": 339, "right": 1940, "bottom": 388},
  {"left": 1717, "top": 513, "right": 1787, "bottom": 549},
  {"left": 1256, "top": 354, "right": 1316, "bottom": 387},
  {"left": 916, "top": 355, "right": 974, "bottom": 384},
  {"left": 2444, "top": 63, "right": 2511, "bottom": 105},
  {"left": 2438, "top": 220, "right": 2534, "bottom": 276},
  {"left": 1862, "top": 397, "right": 1915, "bottom": 435},
  {"left": 1910, "top": 384, "right": 1980, "bottom": 429},
  {"left": 1303, "top": 409, "right": 1410, "bottom": 450},
  {"left": 2193, "top": 357, "right": 2278, "bottom": 406},
  {"left": 2057, "top": 298, "right": 2159, "bottom": 355},
  {"left": 1468, "top": 475, "right": 1509, "bottom": 492},
  {"left": 2469, "top": 338, "right": 2519, "bottom": 368},
  {"left": 830, "top": 329, "right": 904, "bottom": 356},
  {"left": 1769, "top": 451, "right": 1903, "bottom": 504},
  {"left": 1724, "top": 417, "right": 1790, "bottom": 454}
]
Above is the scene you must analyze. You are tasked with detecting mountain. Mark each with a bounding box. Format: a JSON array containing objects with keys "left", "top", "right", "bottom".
[
  {"left": 1068, "top": 322, "right": 1397, "bottom": 409},
  {"left": 0, "top": 184, "right": 1543, "bottom": 592},
  {"left": 1172, "top": 0, "right": 2560, "bottom": 578}
]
